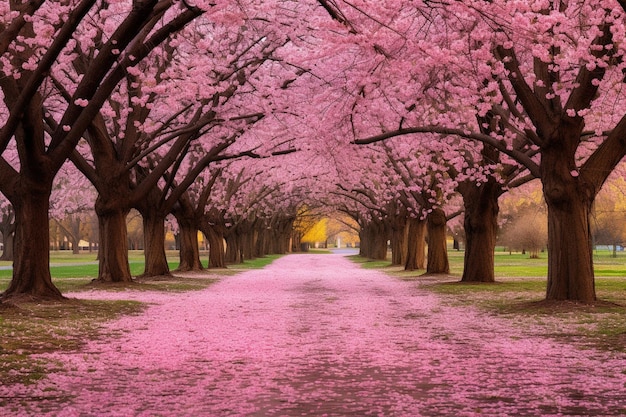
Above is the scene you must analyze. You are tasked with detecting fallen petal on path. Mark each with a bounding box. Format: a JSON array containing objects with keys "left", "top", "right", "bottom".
[{"left": 2, "top": 254, "right": 626, "bottom": 416}]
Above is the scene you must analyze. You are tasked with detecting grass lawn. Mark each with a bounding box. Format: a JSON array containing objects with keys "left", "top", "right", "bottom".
[
  {"left": 0, "top": 251, "right": 284, "bottom": 293},
  {"left": 353, "top": 247, "right": 626, "bottom": 277}
]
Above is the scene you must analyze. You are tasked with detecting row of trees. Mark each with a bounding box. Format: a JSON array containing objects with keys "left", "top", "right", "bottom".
[
  {"left": 2, "top": 1, "right": 626, "bottom": 303},
  {"left": 310, "top": 0, "right": 626, "bottom": 302},
  {"left": 0, "top": 0, "right": 337, "bottom": 301}
]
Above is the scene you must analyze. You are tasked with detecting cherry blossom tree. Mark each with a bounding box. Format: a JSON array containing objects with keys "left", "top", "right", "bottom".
[
  {"left": 215, "top": 157, "right": 319, "bottom": 263},
  {"left": 318, "top": 1, "right": 626, "bottom": 302},
  {"left": 65, "top": 0, "right": 302, "bottom": 281},
  {"left": 0, "top": 0, "right": 203, "bottom": 301},
  {"left": 379, "top": 140, "right": 463, "bottom": 274}
]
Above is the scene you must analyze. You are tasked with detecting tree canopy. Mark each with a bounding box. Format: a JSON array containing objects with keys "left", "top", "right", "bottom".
[{"left": 1, "top": 0, "right": 626, "bottom": 303}]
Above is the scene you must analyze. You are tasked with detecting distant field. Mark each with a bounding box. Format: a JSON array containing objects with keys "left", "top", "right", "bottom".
[
  {"left": 1, "top": 248, "right": 625, "bottom": 294},
  {"left": 0, "top": 251, "right": 283, "bottom": 293},
  {"left": 354, "top": 247, "right": 626, "bottom": 278}
]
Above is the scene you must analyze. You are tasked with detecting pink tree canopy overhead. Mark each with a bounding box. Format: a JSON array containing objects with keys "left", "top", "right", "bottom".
[
  {"left": 4, "top": 0, "right": 626, "bottom": 304},
  {"left": 310, "top": 0, "right": 626, "bottom": 301},
  {"left": 0, "top": 0, "right": 206, "bottom": 300}
]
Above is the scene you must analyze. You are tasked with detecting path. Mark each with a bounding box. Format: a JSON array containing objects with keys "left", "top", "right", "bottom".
[{"left": 3, "top": 253, "right": 626, "bottom": 416}]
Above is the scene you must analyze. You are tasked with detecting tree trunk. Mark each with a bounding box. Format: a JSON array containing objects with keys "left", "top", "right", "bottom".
[
  {"left": 2, "top": 187, "right": 63, "bottom": 301},
  {"left": 241, "top": 225, "right": 256, "bottom": 260},
  {"left": 405, "top": 217, "right": 426, "bottom": 271},
  {"left": 269, "top": 218, "right": 293, "bottom": 255},
  {"left": 225, "top": 231, "right": 242, "bottom": 263},
  {"left": 96, "top": 205, "right": 132, "bottom": 283},
  {"left": 177, "top": 219, "right": 203, "bottom": 272},
  {"left": 291, "top": 229, "right": 303, "bottom": 253},
  {"left": 360, "top": 224, "right": 371, "bottom": 258},
  {"left": 68, "top": 216, "right": 82, "bottom": 254},
  {"left": 70, "top": 235, "right": 80, "bottom": 255},
  {"left": 390, "top": 217, "right": 406, "bottom": 266},
  {"left": 360, "top": 220, "right": 388, "bottom": 260},
  {"left": 460, "top": 180, "right": 500, "bottom": 282},
  {"left": 545, "top": 199, "right": 595, "bottom": 301},
  {"left": 0, "top": 221, "right": 15, "bottom": 262},
  {"left": 542, "top": 145, "right": 596, "bottom": 302},
  {"left": 255, "top": 226, "right": 271, "bottom": 257},
  {"left": 358, "top": 228, "right": 367, "bottom": 257},
  {"left": 544, "top": 184, "right": 596, "bottom": 302},
  {"left": 141, "top": 211, "right": 170, "bottom": 277},
  {"left": 204, "top": 225, "right": 226, "bottom": 268},
  {"left": 426, "top": 208, "right": 449, "bottom": 274}
]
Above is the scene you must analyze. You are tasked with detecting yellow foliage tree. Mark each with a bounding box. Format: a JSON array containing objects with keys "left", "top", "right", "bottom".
[{"left": 301, "top": 218, "right": 328, "bottom": 244}]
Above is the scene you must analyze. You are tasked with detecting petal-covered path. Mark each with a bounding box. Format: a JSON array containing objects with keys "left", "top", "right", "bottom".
[{"left": 3, "top": 253, "right": 626, "bottom": 416}]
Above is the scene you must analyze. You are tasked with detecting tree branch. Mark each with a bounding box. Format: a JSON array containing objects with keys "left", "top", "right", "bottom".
[
  {"left": 0, "top": 0, "right": 98, "bottom": 152},
  {"left": 354, "top": 126, "right": 541, "bottom": 178}
]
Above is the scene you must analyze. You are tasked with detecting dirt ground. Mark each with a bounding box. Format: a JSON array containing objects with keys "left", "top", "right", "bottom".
[{"left": 2, "top": 254, "right": 626, "bottom": 416}]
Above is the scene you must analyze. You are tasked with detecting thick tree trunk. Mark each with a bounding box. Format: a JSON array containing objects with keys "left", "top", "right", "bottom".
[
  {"left": 405, "top": 217, "right": 426, "bottom": 271},
  {"left": 541, "top": 142, "right": 596, "bottom": 302},
  {"left": 460, "top": 181, "right": 500, "bottom": 282},
  {"left": 177, "top": 219, "right": 203, "bottom": 272},
  {"left": 70, "top": 235, "right": 80, "bottom": 255},
  {"left": 543, "top": 179, "right": 595, "bottom": 301},
  {"left": 545, "top": 197, "right": 595, "bottom": 301},
  {"left": 66, "top": 216, "right": 82, "bottom": 254},
  {"left": 426, "top": 208, "right": 449, "bottom": 274},
  {"left": 141, "top": 212, "right": 170, "bottom": 277},
  {"left": 96, "top": 205, "right": 132, "bottom": 283},
  {"left": 172, "top": 198, "right": 204, "bottom": 272},
  {"left": 2, "top": 187, "right": 63, "bottom": 301},
  {"left": 291, "top": 229, "right": 303, "bottom": 253},
  {"left": 270, "top": 218, "right": 294, "bottom": 255},
  {"left": 362, "top": 225, "right": 375, "bottom": 258},
  {"left": 256, "top": 226, "right": 272, "bottom": 257},
  {"left": 241, "top": 226, "right": 256, "bottom": 260},
  {"left": 390, "top": 229, "right": 403, "bottom": 265},
  {"left": 365, "top": 220, "right": 388, "bottom": 260},
  {"left": 204, "top": 225, "right": 226, "bottom": 268},
  {"left": 225, "top": 231, "right": 243, "bottom": 264}
]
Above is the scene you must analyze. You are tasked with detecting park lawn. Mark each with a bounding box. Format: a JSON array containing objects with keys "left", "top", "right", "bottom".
[
  {"left": 0, "top": 252, "right": 284, "bottom": 293},
  {"left": 354, "top": 248, "right": 626, "bottom": 277},
  {"left": 228, "top": 254, "right": 284, "bottom": 270}
]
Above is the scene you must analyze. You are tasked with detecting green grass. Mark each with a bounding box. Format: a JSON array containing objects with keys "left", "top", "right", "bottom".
[
  {"left": 228, "top": 254, "right": 284, "bottom": 270},
  {"left": 354, "top": 248, "right": 626, "bottom": 277},
  {"left": 0, "top": 251, "right": 285, "bottom": 293}
]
